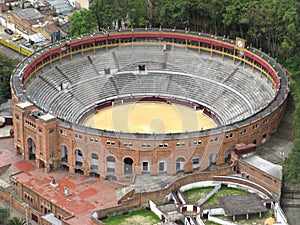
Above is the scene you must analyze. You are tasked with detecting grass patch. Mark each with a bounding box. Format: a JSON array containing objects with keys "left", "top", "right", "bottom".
[
  {"left": 203, "top": 187, "right": 248, "bottom": 206},
  {"left": 184, "top": 187, "right": 214, "bottom": 204},
  {"left": 204, "top": 221, "right": 219, "bottom": 225},
  {"left": 102, "top": 209, "right": 160, "bottom": 225}
]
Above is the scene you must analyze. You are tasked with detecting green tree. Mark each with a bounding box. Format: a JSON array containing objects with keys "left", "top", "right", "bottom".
[
  {"left": 281, "top": 1, "right": 300, "bottom": 187},
  {"left": 127, "top": 0, "right": 149, "bottom": 28},
  {"left": 0, "top": 54, "right": 18, "bottom": 104},
  {"left": 68, "top": 10, "right": 97, "bottom": 37},
  {"left": 0, "top": 208, "right": 10, "bottom": 224},
  {"left": 7, "top": 217, "right": 27, "bottom": 225},
  {"left": 90, "top": 0, "right": 127, "bottom": 31}
]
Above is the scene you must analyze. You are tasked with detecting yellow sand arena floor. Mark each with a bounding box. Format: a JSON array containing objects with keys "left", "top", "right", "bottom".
[{"left": 84, "top": 102, "right": 217, "bottom": 134}]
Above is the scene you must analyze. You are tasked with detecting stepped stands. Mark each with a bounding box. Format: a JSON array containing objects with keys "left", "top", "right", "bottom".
[{"left": 25, "top": 44, "right": 276, "bottom": 126}]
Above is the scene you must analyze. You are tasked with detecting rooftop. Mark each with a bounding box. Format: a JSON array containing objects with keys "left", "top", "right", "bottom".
[
  {"left": 13, "top": 8, "right": 45, "bottom": 21},
  {"left": 0, "top": 138, "right": 121, "bottom": 225},
  {"left": 16, "top": 101, "right": 33, "bottom": 109},
  {"left": 39, "top": 113, "right": 55, "bottom": 121},
  {"left": 242, "top": 154, "right": 282, "bottom": 180},
  {"left": 219, "top": 193, "right": 267, "bottom": 216},
  {"left": 41, "top": 213, "right": 62, "bottom": 225}
]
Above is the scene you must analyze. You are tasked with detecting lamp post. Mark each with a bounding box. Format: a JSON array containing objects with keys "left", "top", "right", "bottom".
[{"left": 24, "top": 204, "right": 29, "bottom": 225}]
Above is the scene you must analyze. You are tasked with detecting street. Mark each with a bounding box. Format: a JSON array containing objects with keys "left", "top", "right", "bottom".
[{"left": 0, "top": 25, "right": 26, "bottom": 61}]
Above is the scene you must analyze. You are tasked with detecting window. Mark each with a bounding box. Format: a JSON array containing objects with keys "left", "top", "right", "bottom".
[
  {"left": 263, "top": 118, "right": 269, "bottom": 124},
  {"left": 106, "top": 140, "right": 115, "bottom": 146},
  {"left": 24, "top": 192, "right": 34, "bottom": 204},
  {"left": 48, "top": 128, "right": 54, "bottom": 134},
  {"left": 226, "top": 133, "right": 233, "bottom": 139},
  {"left": 193, "top": 157, "right": 201, "bottom": 169},
  {"left": 240, "top": 129, "right": 247, "bottom": 135},
  {"left": 159, "top": 143, "right": 168, "bottom": 148},
  {"left": 25, "top": 120, "right": 36, "bottom": 129},
  {"left": 124, "top": 142, "right": 133, "bottom": 147},
  {"left": 15, "top": 114, "right": 20, "bottom": 120},
  {"left": 74, "top": 133, "right": 83, "bottom": 139},
  {"left": 176, "top": 142, "right": 186, "bottom": 147},
  {"left": 59, "top": 129, "right": 67, "bottom": 136},
  {"left": 142, "top": 161, "right": 149, "bottom": 171},
  {"left": 210, "top": 137, "right": 219, "bottom": 143},
  {"left": 142, "top": 143, "right": 151, "bottom": 148},
  {"left": 38, "top": 128, "right": 43, "bottom": 133},
  {"left": 193, "top": 140, "right": 202, "bottom": 145},
  {"left": 252, "top": 124, "right": 259, "bottom": 130}
]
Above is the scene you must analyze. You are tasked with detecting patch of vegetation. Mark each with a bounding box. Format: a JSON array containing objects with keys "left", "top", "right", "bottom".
[
  {"left": 203, "top": 187, "right": 248, "bottom": 206},
  {"left": 0, "top": 54, "right": 18, "bottom": 104},
  {"left": 102, "top": 209, "right": 160, "bottom": 225},
  {"left": 0, "top": 208, "right": 10, "bottom": 224},
  {"left": 183, "top": 187, "right": 214, "bottom": 204},
  {"left": 204, "top": 221, "right": 219, "bottom": 225}
]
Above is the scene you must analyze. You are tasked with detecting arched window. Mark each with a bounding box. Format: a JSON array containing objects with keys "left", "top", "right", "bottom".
[
  {"left": 192, "top": 156, "right": 201, "bottom": 170},
  {"left": 27, "top": 138, "right": 36, "bottom": 160},
  {"left": 124, "top": 157, "right": 133, "bottom": 175},
  {"left": 158, "top": 159, "right": 167, "bottom": 173},
  {"left": 176, "top": 157, "right": 185, "bottom": 173},
  {"left": 75, "top": 149, "right": 83, "bottom": 167},
  {"left": 61, "top": 145, "right": 68, "bottom": 162},
  {"left": 224, "top": 150, "right": 231, "bottom": 163},
  {"left": 107, "top": 156, "right": 116, "bottom": 173},
  {"left": 90, "top": 153, "right": 99, "bottom": 170},
  {"left": 142, "top": 159, "right": 150, "bottom": 173},
  {"left": 209, "top": 153, "right": 218, "bottom": 165}
]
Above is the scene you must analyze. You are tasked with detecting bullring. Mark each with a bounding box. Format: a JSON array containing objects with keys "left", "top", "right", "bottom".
[{"left": 11, "top": 28, "right": 289, "bottom": 181}]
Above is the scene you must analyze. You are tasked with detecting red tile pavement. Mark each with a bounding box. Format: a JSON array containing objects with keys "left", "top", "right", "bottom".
[{"left": 0, "top": 138, "right": 122, "bottom": 225}]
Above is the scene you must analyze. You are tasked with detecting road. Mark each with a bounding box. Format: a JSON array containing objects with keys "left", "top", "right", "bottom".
[
  {"left": 0, "top": 25, "right": 26, "bottom": 61},
  {"left": 0, "top": 44, "right": 25, "bottom": 61}
]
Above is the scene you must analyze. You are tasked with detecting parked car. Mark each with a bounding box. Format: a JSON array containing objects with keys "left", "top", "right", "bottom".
[
  {"left": 23, "top": 42, "right": 31, "bottom": 47},
  {"left": 4, "top": 28, "right": 13, "bottom": 35},
  {"left": 12, "top": 34, "right": 23, "bottom": 41}
]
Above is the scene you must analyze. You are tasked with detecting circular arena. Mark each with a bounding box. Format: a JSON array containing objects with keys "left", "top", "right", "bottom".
[{"left": 11, "top": 29, "right": 289, "bottom": 179}]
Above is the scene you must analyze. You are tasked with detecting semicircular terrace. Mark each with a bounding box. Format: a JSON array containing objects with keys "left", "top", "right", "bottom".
[{"left": 11, "top": 29, "right": 289, "bottom": 137}]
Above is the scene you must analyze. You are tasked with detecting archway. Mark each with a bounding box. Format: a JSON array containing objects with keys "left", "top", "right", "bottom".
[
  {"left": 90, "top": 153, "right": 99, "bottom": 170},
  {"left": 27, "top": 138, "right": 36, "bottom": 160},
  {"left": 61, "top": 145, "right": 68, "bottom": 162},
  {"left": 107, "top": 156, "right": 116, "bottom": 173},
  {"left": 176, "top": 157, "right": 185, "bottom": 173},
  {"left": 124, "top": 157, "right": 133, "bottom": 175}
]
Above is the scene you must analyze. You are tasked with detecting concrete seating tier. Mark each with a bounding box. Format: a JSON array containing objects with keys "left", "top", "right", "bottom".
[{"left": 25, "top": 44, "right": 275, "bottom": 126}]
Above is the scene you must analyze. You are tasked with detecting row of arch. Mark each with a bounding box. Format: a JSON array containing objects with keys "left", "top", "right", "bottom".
[{"left": 27, "top": 138, "right": 231, "bottom": 175}]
